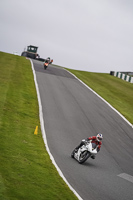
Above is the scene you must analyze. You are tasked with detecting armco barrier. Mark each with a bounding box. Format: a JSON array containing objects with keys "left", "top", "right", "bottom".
[{"left": 110, "top": 71, "right": 133, "bottom": 83}]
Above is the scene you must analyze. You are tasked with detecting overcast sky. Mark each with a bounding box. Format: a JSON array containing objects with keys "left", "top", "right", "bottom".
[{"left": 0, "top": 0, "right": 133, "bottom": 72}]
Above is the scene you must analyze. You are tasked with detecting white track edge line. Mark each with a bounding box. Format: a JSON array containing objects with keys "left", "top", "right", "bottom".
[
  {"left": 30, "top": 59, "right": 83, "bottom": 200},
  {"left": 65, "top": 69, "right": 133, "bottom": 128}
]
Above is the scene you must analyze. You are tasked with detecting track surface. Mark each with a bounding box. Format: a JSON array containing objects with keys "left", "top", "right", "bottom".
[{"left": 33, "top": 60, "right": 133, "bottom": 200}]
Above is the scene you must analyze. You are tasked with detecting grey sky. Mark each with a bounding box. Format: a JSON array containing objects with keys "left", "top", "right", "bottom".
[{"left": 0, "top": 0, "right": 133, "bottom": 72}]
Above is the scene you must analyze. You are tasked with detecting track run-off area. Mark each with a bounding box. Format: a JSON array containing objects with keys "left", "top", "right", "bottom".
[{"left": 32, "top": 59, "right": 133, "bottom": 200}]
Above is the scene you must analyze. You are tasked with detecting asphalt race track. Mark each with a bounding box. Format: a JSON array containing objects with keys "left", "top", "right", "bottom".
[{"left": 33, "top": 60, "right": 133, "bottom": 200}]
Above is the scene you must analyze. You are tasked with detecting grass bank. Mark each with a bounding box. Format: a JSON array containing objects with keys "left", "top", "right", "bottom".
[
  {"left": 67, "top": 69, "right": 133, "bottom": 125},
  {"left": 0, "top": 52, "right": 78, "bottom": 200}
]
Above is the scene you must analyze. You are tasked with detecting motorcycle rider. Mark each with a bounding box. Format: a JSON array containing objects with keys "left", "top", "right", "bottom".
[{"left": 72, "top": 133, "right": 103, "bottom": 159}]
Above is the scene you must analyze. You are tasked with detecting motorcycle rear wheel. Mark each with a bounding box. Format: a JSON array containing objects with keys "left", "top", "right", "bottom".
[{"left": 78, "top": 151, "right": 90, "bottom": 164}]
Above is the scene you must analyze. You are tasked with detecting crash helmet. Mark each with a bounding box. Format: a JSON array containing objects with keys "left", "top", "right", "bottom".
[{"left": 96, "top": 133, "right": 103, "bottom": 142}]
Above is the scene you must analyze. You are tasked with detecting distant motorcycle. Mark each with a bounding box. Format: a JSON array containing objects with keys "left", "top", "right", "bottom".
[
  {"left": 71, "top": 140, "right": 98, "bottom": 164},
  {"left": 44, "top": 60, "right": 49, "bottom": 70}
]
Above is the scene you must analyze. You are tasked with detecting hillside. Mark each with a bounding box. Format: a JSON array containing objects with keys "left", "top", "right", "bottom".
[
  {"left": 0, "top": 52, "right": 78, "bottom": 200},
  {"left": 66, "top": 69, "right": 133, "bottom": 125}
]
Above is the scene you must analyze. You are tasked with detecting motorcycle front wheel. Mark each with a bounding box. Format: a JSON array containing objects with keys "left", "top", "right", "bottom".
[
  {"left": 78, "top": 151, "right": 90, "bottom": 164},
  {"left": 71, "top": 148, "right": 76, "bottom": 158}
]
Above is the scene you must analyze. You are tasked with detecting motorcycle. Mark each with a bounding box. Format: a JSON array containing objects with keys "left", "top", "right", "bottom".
[
  {"left": 44, "top": 60, "right": 49, "bottom": 70},
  {"left": 71, "top": 140, "right": 98, "bottom": 164}
]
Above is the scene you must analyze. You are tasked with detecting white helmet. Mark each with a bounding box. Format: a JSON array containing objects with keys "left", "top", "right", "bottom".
[{"left": 96, "top": 133, "right": 103, "bottom": 142}]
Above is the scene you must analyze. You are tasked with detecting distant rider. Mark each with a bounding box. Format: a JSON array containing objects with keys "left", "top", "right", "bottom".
[{"left": 72, "top": 133, "right": 103, "bottom": 159}]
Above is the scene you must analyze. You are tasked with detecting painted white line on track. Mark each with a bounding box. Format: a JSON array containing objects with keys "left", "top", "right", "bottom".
[
  {"left": 66, "top": 69, "right": 133, "bottom": 128},
  {"left": 30, "top": 59, "right": 83, "bottom": 200},
  {"left": 118, "top": 173, "right": 133, "bottom": 184}
]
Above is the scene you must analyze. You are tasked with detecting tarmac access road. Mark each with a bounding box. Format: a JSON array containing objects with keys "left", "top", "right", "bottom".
[{"left": 32, "top": 59, "right": 133, "bottom": 200}]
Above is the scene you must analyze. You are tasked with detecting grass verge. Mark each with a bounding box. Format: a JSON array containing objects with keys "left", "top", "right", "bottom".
[
  {"left": 0, "top": 52, "right": 78, "bottom": 200},
  {"left": 66, "top": 69, "right": 133, "bottom": 125}
]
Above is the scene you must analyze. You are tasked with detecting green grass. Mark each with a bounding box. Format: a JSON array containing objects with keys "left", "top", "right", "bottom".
[
  {"left": 66, "top": 69, "right": 133, "bottom": 124},
  {"left": 1, "top": 51, "right": 133, "bottom": 200},
  {"left": 0, "top": 52, "right": 78, "bottom": 200}
]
